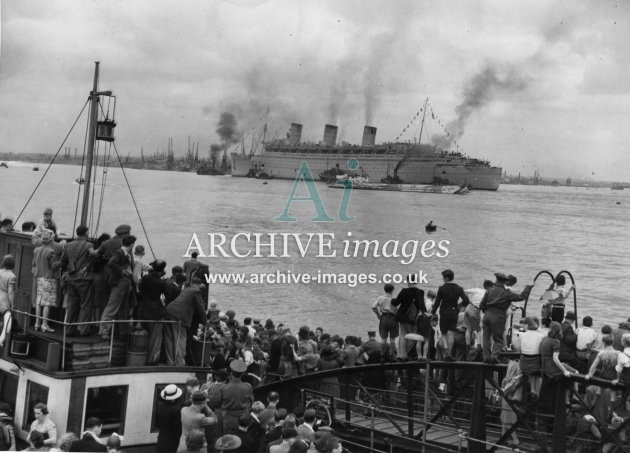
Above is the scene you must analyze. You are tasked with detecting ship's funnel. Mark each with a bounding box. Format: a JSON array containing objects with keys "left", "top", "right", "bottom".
[
  {"left": 362, "top": 126, "right": 377, "bottom": 146},
  {"left": 288, "top": 123, "right": 302, "bottom": 145},
  {"left": 323, "top": 124, "right": 338, "bottom": 146}
]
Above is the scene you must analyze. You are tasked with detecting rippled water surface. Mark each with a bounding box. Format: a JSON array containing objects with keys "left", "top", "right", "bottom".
[{"left": 1, "top": 161, "right": 628, "bottom": 336}]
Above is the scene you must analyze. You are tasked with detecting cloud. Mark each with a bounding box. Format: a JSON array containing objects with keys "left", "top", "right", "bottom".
[{"left": 1, "top": 0, "right": 629, "bottom": 180}]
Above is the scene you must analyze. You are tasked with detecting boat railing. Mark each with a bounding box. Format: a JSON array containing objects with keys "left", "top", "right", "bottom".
[
  {"left": 8, "top": 308, "right": 212, "bottom": 372},
  {"left": 253, "top": 361, "right": 629, "bottom": 453}
]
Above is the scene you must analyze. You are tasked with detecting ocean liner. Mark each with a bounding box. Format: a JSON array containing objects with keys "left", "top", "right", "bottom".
[{"left": 231, "top": 122, "right": 502, "bottom": 190}]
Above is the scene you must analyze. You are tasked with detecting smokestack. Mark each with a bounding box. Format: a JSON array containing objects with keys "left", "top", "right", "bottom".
[
  {"left": 288, "top": 123, "right": 303, "bottom": 145},
  {"left": 361, "top": 126, "right": 377, "bottom": 146},
  {"left": 323, "top": 124, "right": 338, "bottom": 146}
]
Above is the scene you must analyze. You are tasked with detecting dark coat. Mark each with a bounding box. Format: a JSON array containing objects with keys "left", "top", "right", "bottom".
[
  {"left": 107, "top": 248, "right": 133, "bottom": 287},
  {"left": 139, "top": 272, "right": 167, "bottom": 320},
  {"left": 69, "top": 434, "right": 107, "bottom": 452},
  {"left": 156, "top": 399, "right": 183, "bottom": 453},
  {"left": 247, "top": 415, "right": 265, "bottom": 453},
  {"left": 166, "top": 285, "right": 207, "bottom": 328},
  {"left": 392, "top": 287, "right": 426, "bottom": 322}
]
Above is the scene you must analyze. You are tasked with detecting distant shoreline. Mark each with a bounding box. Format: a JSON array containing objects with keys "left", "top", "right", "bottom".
[
  {"left": 0, "top": 152, "right": 625, "bottom": 188},
  {"left": 0, "top": 152, "right": 228, "bottom": 175}
]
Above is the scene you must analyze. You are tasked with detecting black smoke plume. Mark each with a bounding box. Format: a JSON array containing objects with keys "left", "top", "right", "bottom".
[
  {"left": 216, "top": 112, "right": 241, "bottom": 145},
  {"left": 431, "top": 65, "right": 528, "bottom": 149}
]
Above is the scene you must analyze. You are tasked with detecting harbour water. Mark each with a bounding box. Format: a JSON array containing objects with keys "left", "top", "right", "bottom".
[{"left": 1, "top": 161, "right": 628, "bottom": 336}]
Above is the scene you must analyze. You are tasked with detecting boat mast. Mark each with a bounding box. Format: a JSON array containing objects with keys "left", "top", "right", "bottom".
[
  {"left": 80, "top": 62, "right": 100, "bottom": 226},
  {"left": 417, "top": 97, "right": 429, "bottom": 145}
]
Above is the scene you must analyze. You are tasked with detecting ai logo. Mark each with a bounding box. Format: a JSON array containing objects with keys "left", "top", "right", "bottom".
[{"left": 274, "top": 159, "right": 360, "bottom": 222}]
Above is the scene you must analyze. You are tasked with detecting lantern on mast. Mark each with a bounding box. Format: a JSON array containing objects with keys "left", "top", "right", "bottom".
[{"left": 96, "top": 91, "right": 116, "bottom": 142}]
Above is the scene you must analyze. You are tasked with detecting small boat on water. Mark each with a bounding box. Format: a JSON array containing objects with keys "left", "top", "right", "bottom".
[
  {"left": 74, "top": 177, "right": 85, "bottom": 185},
  {"left": 32, "top": 167, "right": 39, "bottom": 171},
  {"left": 245, "top": 165, "right": 274, "bottom": 179},
  {"left": 328, "top": 174, "right": 470, "bottom": 194},
  {"left": 0, "top": 162, "right": 7, "bottom": 168}
]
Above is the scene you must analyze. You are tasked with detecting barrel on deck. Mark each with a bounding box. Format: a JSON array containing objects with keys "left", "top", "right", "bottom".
[{"left": 126, "top": 329, "right": 147, "bottom": 366}]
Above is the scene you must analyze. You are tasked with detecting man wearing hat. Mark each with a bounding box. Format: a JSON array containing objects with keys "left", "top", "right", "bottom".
[
  {"left": 479, "top": 273, "right": 533, "bottom": 363},
  {"left": 99, "top": 235, "right": 137, "bottom": 340},
  {"left": 96, "top": 224, "right": 131, "bottom": 300},
  {"left": 138, "top": 260, "right": 168, "bottom": 365},
  {"left": 214, "top": 434, "right": 242, "bottom": 452},
  {"left": 62, "top": 225, "right": 99, "bottom": 336},
  {"left": 156, "top": 384, "right": 183, "bottom": 453},
  {"left": 178, "top": 390, "right": 217, "bottom": 452},
  {"left": 360, "top": 330, "right": 381, "bottom": 362},
  {"left": 221, "top": 360, "right": 254, "bottom": 435}
]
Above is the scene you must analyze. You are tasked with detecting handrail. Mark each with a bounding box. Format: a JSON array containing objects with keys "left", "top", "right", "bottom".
[
  {"left": 9, "top": 308, "right": 188, "bottom": 372},
  {"left": 10, "top": 308, "right": 180, "bottom": 326},
  {"left": 254, "top": 360, "right": 628, "bottom": 453}
]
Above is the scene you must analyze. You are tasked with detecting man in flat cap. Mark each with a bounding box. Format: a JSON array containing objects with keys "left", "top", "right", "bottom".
[
  {"left": 479, "top": 273, "right": 533, "bottom": 363},
  {"left": 61, "top": 225, "right": 99, "bottom": 336},
  {"left": 96, "top": 224, "right": 132, "bottom": 304},
  {"left": 99, "top": 234, "right": 136, "bottom": 340},
  {"left": 220, "top": 360, "right": 254, "bottom": 435}
]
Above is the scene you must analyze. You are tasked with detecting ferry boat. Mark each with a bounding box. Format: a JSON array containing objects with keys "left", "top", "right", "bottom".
[
  {"left": 231, "top": 101, "right": 501, "bottom": 190},
  {"left": 0, "top": 63, "right": 206, "bottom": 452}
]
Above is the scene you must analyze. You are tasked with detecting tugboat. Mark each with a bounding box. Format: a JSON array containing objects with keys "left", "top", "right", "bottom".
[
  {"left": 0, "top": 63, "right": 204, "bottom": 451},
  {"left": 245, "top": 164, "right": 274, "bottom": 179}
]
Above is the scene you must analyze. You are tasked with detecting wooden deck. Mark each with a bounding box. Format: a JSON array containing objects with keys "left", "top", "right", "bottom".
[{"left": 336, "top": 409, "right": 545, "bottom": 452}]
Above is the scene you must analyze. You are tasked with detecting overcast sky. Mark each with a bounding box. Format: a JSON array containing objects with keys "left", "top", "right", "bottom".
[{"left": 1, "top": 0, "right": 629, "bottom": 180}]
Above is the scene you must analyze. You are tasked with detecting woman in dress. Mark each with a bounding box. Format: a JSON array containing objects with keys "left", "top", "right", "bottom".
[
  {"left": 32, "top": 230, "right": 61, "bottom": 332},
  {"left": 317, "top": 346, "right": 342, "bottom": 398},
  {"left": 29, "top": 403, "right": 57, "bottom": 448},
  {"left": 514, "top": 316, "right": 544, "bottom": 396},
  {"left": 538, "top": 322, "right": 573, "bottom": 432},
  {"left": 0, "top": 255, "right": 16, "bottom": 348}
]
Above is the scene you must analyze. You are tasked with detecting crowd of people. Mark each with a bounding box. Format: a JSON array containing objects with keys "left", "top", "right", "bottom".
[
  {"left": 153, "top": 368, "right": 348, "bottom": 453},
  {"left": 1, "top": 211, "right": 630, "bottom": 450},
  {"left": 0, "top": 401, "right": 123, "bottom": 452}
]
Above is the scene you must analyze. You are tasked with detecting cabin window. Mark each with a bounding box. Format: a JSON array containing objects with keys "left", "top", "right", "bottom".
[
  {"left": 85, "top": 385, "right": 128, "bottom": 436},
  {"left": 0, "top": 370, "right": 18, "bottom": 416},
  {"left": 22, "top": 381, "right": 49, "bottom": 430},
  {"left": 150, "top": 383, "right": 186, "bottom": 433}
]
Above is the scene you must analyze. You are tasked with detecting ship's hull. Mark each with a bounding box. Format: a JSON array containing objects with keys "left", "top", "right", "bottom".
[{"left": 232, "top": 152, "right": 501, "bottom": 190}]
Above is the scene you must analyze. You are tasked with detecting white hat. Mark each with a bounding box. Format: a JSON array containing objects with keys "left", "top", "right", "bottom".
[{"left": 160, "top": 384, "right": 183, "bottom": 401}]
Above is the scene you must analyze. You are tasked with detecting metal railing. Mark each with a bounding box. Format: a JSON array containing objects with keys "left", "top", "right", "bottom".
[
  {"left": 8, "top": 308, "right": 196, "bottom": 371},
  {"left": 253, "top": 360, "right": 629, "bottom": 453}
]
